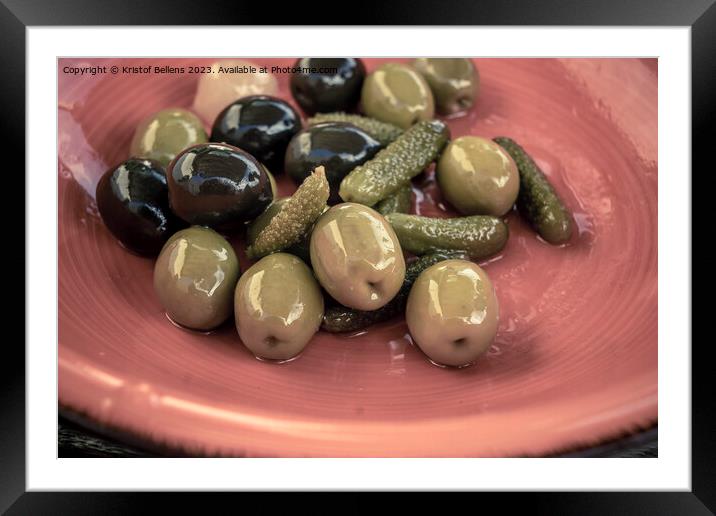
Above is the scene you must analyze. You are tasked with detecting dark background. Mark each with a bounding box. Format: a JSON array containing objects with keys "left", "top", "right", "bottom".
[{"left": 3, "top": 0, "right": 709, "bottom": 513}]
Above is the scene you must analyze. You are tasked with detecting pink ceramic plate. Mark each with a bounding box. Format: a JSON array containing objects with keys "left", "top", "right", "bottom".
[{"left": 58, "top": 58, "right": 657, "bottom": 457}]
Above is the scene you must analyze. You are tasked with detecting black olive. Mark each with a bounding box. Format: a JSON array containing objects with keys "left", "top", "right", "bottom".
[
  {"left": 284, "top": 122, "right": 382, "bottom": 203},
  {"left": 209, "top": 95, "right": 301, "bottom": 173},
  {"left": 95, "top": 158, "right": 184, "bottom": 256},
  {"left": 290, "top": 58, "right": 366, "bottom": 115},
  {"left": 166, "top": 143, "right": 273, "bottom": 231}
]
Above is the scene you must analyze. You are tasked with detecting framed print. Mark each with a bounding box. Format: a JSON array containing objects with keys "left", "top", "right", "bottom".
[{"left": 3, "top": 0, "right": 709, "bottom": 512}]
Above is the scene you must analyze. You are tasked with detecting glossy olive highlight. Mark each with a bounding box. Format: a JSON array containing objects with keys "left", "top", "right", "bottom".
[
  {"left": 406, "top": 260, "right": 499, "bottom": 367},
  {"left": 310, "top": 203, "right": 406, "bottom": 311},
  {"left": 361, "top": 63, "right": 434, "bottom": 129},
  {"left": 166, "top": 143, "right": 273, "bottom": 231},
  {"left": 412, "top": 58, "right": 479, "bottom": 115},
  {"left": 210, "top": 95, "right": 302, "bottom": 172},
  {"left": 285, "top": 122, "right": 382, "bottom": 203},
  {"left": 129, "top": 108, "right": 207, "bottom": 167},
  {"left": 290, "top": 58, "right": 366, "bottom": 115},
  {"left": 235, "top": 253, "right": 324, "bottom": 360},
  {"left": 153, "top": 226, "right": 240, "bottom": 331},
  {"left": 437, "top": 136, "right": 519, "bottom": 216},
  {"left": 96, "top": 158, "right": 183, "bottom": 256}
]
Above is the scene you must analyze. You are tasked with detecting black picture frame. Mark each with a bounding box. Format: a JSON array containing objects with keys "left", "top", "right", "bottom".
[{"left": 3, "top": 0, "right": 708, "bottom": 513}]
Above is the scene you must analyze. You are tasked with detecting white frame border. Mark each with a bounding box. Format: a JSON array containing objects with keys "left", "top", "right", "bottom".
[{"left": 28, "top": 26, "right": 690, "bottom": 491}]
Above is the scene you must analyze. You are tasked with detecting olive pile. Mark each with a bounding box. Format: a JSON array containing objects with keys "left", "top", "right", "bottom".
[{"left": 95, "top": 58, "right": 573, "bottom": 367}]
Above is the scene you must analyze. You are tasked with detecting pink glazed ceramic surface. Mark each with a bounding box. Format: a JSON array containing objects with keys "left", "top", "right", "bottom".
[{"left": 58, "top": 58, "right": 657, "bottom": 457}]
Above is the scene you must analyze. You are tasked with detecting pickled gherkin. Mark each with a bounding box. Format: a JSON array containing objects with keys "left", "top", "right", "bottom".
[
  {"left": 386, "top": 213, "right": 508, "bottom": 259},
  {"left": 246, "top": 198, "right": 313, "bottom": 263},
  {"left": 375, "top": 184, "right": 412, "bottom": 215},
  {"left": 493, "top": 136, "right": 573, "bottom": 245},
  {"left": 246, "top": 167, "right": 329, "bottom": 259},
  {"left": 339, "top": 120, "right": 450, "bottom": 206},
  {"left": 306, "top": 112, "right": 403, "bottom": 146},
  {"left": 321, "top": 250, "right": 468, "bottom": 333}
]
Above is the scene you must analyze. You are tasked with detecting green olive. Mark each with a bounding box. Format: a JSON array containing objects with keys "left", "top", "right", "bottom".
[
  {"left": 310, "top": 203, "right": 406, "bottom": 311},
  {"left": 234, "top": 253, "right": 324, "bottom": 361},
  {"left": 412, "top": 58, "right": 479, "bottom": 115},
  {"left": 437, "top": 136, "right": 519, "bottom": 216},
  {"left": 130, "top": 108, "right": 208, "bottom": 167},
  {"left": 153, "top": 226, "right": 239, "bottom": 330},
  {"left": 360, "top": 63, "right": 435, "bottom": 129},
  {"left": 406, "top": 259, "right": 499, "bottom": 367}
]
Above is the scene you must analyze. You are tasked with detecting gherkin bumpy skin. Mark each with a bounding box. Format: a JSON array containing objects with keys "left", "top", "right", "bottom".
[
  {"left": 246, "top": 167, "right": 330, "bottom": 259},
  {"left": 375, "top": 184, "right": 412, "bottom": 215},
  {"left": 339, "top": 120, "right": 450, "bottom": 207},
  {"left": 246, "top": 198, "right": 315, "bottom": 263},
  {"left": 306, "top": 112, "right": 404, "bottom": 146},
  {"left": 321, "top": 250, "right": 468, "bottom": 333},
  {"left": 386, "top": 213, "right": 508, "bottom": 259},
  {"left": 493, "top": 137, "right": 573, "bottom": 245},
  {"left": 246, "top": 199, "right": 285, "bottom": 248}
]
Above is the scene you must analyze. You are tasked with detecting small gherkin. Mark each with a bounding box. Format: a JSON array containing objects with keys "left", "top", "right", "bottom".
[
  {"left": 493, "top": 136, "right": 573, "bottom": 245},
  {"left": 246, "top": 166, "right": 330, "bottom": 260},
  {"left": 375, "top": 184, "right": 412, "bottom": 216},
  {"left": 245, "top": 198, "right": 315, "bottom": 263},
  {"left": 339, "top": 120, "right": 450, "bottom": 207},
  {"left": 306, "top": 112, "right": 403, "bottom": 146},
  {"left": 386, "top": 213, "right": 508, "bottom": 259}
]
